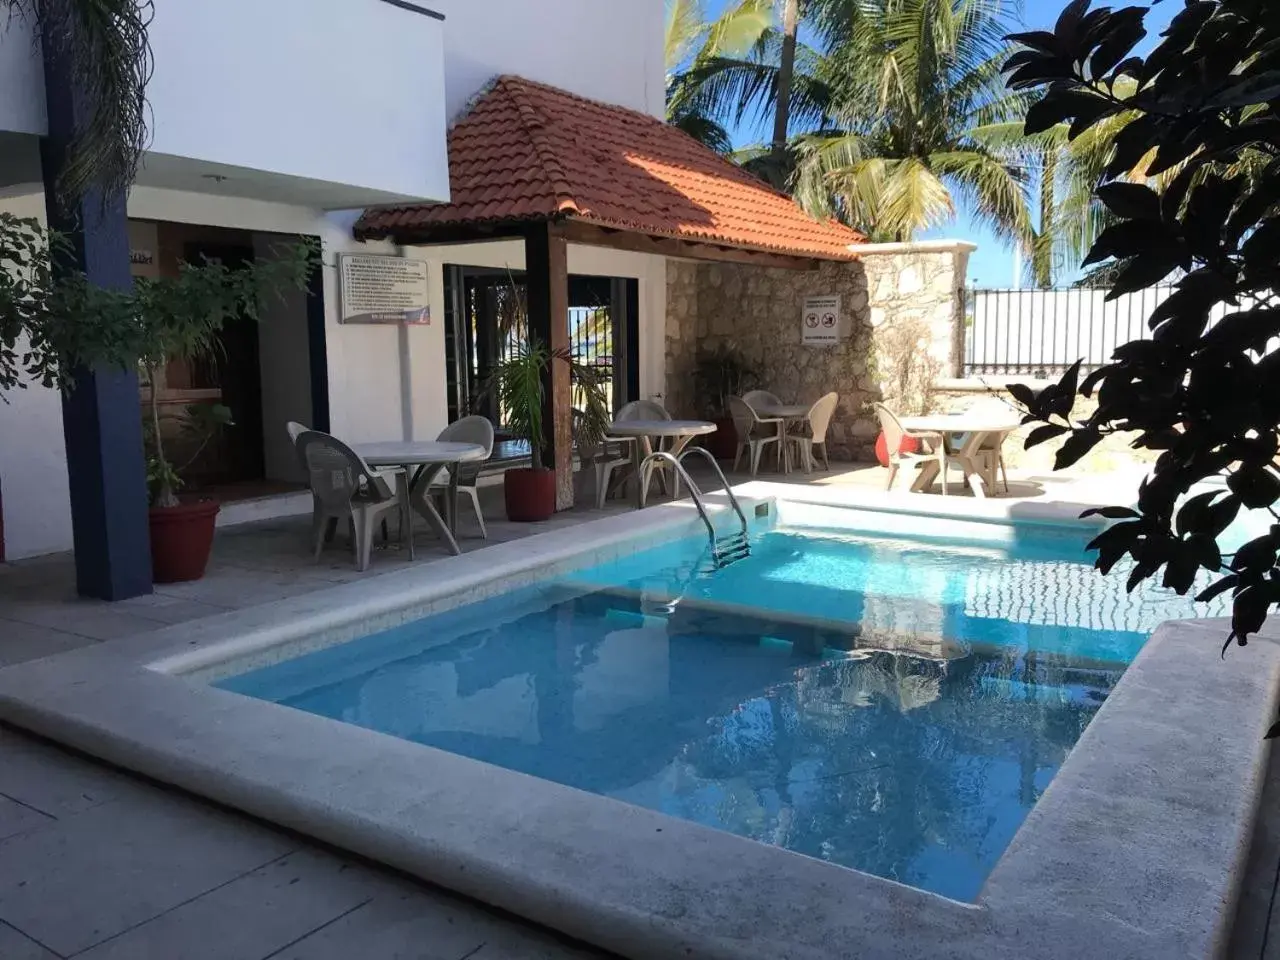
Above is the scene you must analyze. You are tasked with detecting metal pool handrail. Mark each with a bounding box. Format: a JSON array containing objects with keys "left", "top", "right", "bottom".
[{"left": 639, "top": 449, "right": 750, "bottom": 568}]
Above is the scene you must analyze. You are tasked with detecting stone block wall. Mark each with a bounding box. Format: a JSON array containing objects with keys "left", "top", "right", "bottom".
[{"left": 664, "top": 241, "right": 973, "bottom": 461}]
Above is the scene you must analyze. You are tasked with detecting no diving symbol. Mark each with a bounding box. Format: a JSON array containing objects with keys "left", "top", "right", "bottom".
[{"left": 805, "top": 313, "right": 819, "bottom": 328}]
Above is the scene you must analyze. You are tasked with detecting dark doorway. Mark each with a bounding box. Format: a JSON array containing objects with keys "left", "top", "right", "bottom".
[
  {"left": 184, "top": 242, "right": 265, "bottom": 485},
  {"left": 443, "top": 266, "right": 639, "bottom": 429}
]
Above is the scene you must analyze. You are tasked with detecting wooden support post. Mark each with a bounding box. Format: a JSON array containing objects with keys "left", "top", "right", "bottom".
[{"left": 524, "top": 224, "right": 574, "bottom": 510}]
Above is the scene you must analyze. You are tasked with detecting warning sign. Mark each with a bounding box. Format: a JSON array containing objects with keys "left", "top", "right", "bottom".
[{"left": 801, "top": 295, "right": 841, "bottom": 346}]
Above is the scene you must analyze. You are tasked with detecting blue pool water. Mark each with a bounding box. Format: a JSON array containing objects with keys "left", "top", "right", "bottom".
[{"left": 220, "top": 522, "right": 1221, "bottom": 901}]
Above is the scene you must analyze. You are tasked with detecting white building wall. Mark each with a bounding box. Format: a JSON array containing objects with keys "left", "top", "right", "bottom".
[
  {"left": 0, "top": 192, "right": 73, "bottom": 560},
  {"left": 0, "top": 0, "right": 450, "bottom": 206},
  {"left": 430, "top": 0, "right": 665, "bottom": 119},
  {"left": 0, "top": 9, "right": 44, "bottom": 137}
]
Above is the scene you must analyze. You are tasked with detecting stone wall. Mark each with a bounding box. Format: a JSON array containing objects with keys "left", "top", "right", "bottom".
[{"left": 664, "top": 241, "right": 973, "bottom": 461}]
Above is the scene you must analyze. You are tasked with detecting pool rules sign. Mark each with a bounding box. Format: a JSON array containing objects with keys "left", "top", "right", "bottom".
[
  {"left": 801, "top": 294, "right": 842, "bottom": 346},
  {"left": 339, "top": 254, "right": 431, "bottom": 324}
]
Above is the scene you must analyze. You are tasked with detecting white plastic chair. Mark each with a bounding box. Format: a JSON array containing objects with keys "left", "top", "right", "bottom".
[
  {"left": 615, "top": 399, "right": 672, "bottom": 422},
  {"left": 615, "top": 400, "right": 674, "bottom": 497},
  {"left": 574, "top": 410, "right": 633, "bottom": 509},
  {"left": 787, "top": 392, "right": 839, "bottom": 473},
  {"left": 872, "top": 403, "right": 966, "bottom": 495},
  {"left": 429, "top": 416, "right": 494, "bottom": 538},
  {"left": 728, "top": 395, "right": 784, "bottom": 476},
  {"left": 742, "top": 390, "right": 783, "bottom": 412},
  {"left": 296, "top": 431, "right": 409, "bottom": 571},
  {"left": 956, "top": 397, "right": 1012, "bottom": 493}
]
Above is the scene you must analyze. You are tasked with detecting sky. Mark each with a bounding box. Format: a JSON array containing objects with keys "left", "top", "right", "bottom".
[{"left": 700, "top": 0, "right": 1180, "bottom": 287}]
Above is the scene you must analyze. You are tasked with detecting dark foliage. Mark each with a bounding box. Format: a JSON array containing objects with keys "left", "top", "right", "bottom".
[{"left": 1002, "top": 0, "right": 1280, "bottom": 676}]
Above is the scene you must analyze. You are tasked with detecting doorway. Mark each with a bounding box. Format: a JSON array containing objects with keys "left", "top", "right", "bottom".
[{"left": 443, "top": 266, "right": 639, "bottom": 431}]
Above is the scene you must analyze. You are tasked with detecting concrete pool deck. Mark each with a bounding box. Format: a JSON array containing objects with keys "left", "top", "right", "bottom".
[{"left": 1, "top": 467, "right": 1277, "bottom": 958}]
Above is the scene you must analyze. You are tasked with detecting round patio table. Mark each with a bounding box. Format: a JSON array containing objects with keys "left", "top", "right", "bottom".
[
  {"left": 897, "top": 414, "right": 1022, "bottom": 497},
  {"left": 606, "top": 419, "right": 717, "bottom": 508},
  {"left": 753, "top": 402, "right": 812, "bottom": 473},
  {"left": 352, "top": 441, "right": 487, "bottom": 555}
]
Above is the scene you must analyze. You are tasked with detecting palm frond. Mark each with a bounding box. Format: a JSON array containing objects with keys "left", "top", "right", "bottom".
[{"left": 13, "top": 0, "right": 154, "bottom": 207}]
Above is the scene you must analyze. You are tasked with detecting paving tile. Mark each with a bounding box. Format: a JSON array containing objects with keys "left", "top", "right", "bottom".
[
  {"left": 0, "top": 602, "right": 168, "bottom": 642},
  {"left": 153, "top": 570, "right": 334, "bottom": 609},
  {"left": 273, "top": 882, "right": 610, "bottom": 960},
  {"left": 0, "top": 795, "right": 53, "bottom": 842},
  {"left": 0, "top": 618, "right": 98, "bottom": 667},
  {"left": 114, "top": 595, "right": 231, "bottom": 626},
  {"left": 0, "top": 727, "right": 149, "bottom": 817},
  {"left": 0, "top": 920, "right": 58, "bottom": 960},
  {"left": 0, "top": 794, "right": 296, "bottom": 955},
  {"left": 77, "top": 849, "right": 377, "bottom": 960}
]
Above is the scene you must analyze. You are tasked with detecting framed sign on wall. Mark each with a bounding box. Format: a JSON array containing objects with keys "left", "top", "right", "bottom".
[
  {"left": 801, "top": 294, "right": 841, "bottom": 346},
  {"left": 339, "top": 253, "right": 431, "bottom": 324}
]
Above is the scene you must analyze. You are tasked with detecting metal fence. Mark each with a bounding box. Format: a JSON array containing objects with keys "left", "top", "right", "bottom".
[{"left": 963, "top": 285, "right": 1176, "bottom": 377}]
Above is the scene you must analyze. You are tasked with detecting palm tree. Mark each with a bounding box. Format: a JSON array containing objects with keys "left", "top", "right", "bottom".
[
  {"left": 666, "top": 0, "right": 776, "bottom": 154},
  {"left": 792, "top": 0, "right": 1031, "bottom": 244},
  {"left": 666, "top": 0, "right": 831, "bottom": 171},
  {"left": 6, "top": 0, "right": 153, "bottom": 204},
  {"left": 769, "top": 0, "right": 801, "bottom": 165}
]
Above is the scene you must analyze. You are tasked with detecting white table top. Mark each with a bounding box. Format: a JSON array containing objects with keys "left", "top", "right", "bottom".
[
  {"left": 608, "top": 419, "right": 718, "bottom": 437},
  {"left": 755, "top": 403, "right": 811, "bottom": 418},
  {"left": 899, "top": 414, "right": 1023, "bottom": 434},
  {"left": 353, "top": 441, "right": 488, "bottom": 466}
]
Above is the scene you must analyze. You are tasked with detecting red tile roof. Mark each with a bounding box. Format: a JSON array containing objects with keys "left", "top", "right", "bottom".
[{"left": 354, "top": 76, "right": 864, "bottom": 261}]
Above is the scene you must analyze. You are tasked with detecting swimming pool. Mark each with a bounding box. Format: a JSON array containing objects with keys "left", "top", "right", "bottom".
[{"left": 220, "top": 517, "right": 1224, "bottom": 901}]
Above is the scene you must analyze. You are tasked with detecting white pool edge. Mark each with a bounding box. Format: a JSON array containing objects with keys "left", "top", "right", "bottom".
[{"left": 0, "top": 484, "right": 1275, "bottom": 960}]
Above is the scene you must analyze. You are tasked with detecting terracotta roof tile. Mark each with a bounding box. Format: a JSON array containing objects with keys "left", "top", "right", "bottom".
[{"left": 354, "top": 76, "right": 864, "bottom": 260}]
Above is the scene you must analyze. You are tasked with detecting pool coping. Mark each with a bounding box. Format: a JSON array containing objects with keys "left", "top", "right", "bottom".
[{"left": 0, "top": 485, "right": 1275, "bottom": 960}]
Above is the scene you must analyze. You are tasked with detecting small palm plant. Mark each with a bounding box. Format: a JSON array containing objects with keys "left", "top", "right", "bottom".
[{"left": 479, "top": 276, "right": 612, "bottom": 519}]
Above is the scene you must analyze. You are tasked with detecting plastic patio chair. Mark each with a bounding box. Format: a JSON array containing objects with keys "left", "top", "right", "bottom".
[
  {"left": 786, "top": 392, "right": 839, "bottom": 473},
  {"left": 427, "top": 416, "right": 494, "bottom": 538},
  {"left": 872, "top": 403, "right": 967, "bottom": 495},
  {"left": 614, "top": 399, "right": 672, "bottom": 423},
  {"left": 728, "top": 395, "right": 784, "bottom": 476},
  {"left": 615, "top": 399, "right": 673, "bottom": 496},
  {"left": 296, "top": 430, "right": 409, "bottom": 571},
  {"left": 955, "top": 397, "right": 1012, "bottom": 493},
  {"left": 573, "top": 409, "right": 633, "bottom": 509},
  {"left": 742, "top": 390, "right": 783, "bottom": 413}
]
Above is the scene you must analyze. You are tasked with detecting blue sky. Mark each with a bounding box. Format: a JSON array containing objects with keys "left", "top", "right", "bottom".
[{"left": 701, "top": 0, "right": 1178, "bottom": 286}]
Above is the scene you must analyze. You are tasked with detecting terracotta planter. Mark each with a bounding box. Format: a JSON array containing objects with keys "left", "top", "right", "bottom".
[
  {"left": 148, "top": 499, "right": 220, "bottom": 583},
  {"left": 704, "top": 415, "right": 739, "bottom": 461},
  {"left": 504, "top": 467, "right": 556, "bottom": 522},
  {"left": 875, "top": 431, "right": 922, "bottom": 467}
]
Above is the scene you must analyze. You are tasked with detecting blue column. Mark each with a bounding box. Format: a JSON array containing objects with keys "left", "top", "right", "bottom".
[{"left": 39, "top": 21, "right": 152, "bottom": 600}]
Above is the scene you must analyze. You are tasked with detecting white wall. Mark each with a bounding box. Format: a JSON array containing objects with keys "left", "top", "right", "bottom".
[
  {"left": 0, "top": 192, "right": 73, "bottom": 560},
  {"left": 0, "top": 0, "right": 450, "bottom": 205},
  {"left": 431, "top": 0, "right": 665, "bottom": 119},
  {"left": 0, "top": 8, "right": 43, "bottom": 137}
]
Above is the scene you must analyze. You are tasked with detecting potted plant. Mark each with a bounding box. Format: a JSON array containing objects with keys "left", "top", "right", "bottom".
[
  {"left": 481, "top": 279, "right": 611, "bottom": 522},
  {"left": 0, "top": 213, "right": 314, "bottom": 581},
  {"left": 872, "top": 318, "right": 941, "bottom": 466},
  {"left": 692, "top": 345, "right": 760, "bottom": 460}
]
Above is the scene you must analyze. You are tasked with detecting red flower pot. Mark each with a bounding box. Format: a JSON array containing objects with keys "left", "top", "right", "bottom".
[
  {"left": 504, "top": 467, "right": 557, "bottom": 522},
  {"left": 704, "top": 416, "right": 739, "bottom": 461},
  {"left": 875, "top": 431, "right": 922, "bottom": 467},
  {"left": 148, "top": 500, "right": 220, "bottom": 583}
]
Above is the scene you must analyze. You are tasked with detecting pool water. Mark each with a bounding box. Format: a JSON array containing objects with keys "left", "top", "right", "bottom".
[{"left": 220, "top": 524, "right": 1222, "bottom": 901}]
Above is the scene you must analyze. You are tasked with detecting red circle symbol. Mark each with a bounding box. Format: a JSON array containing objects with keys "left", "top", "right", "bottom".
[
  {"left": 805, "top": 313, "right": 819, "bottom": 327},
  {"left": 822, "top": 312, "right": 836, "bottom": 327}
]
